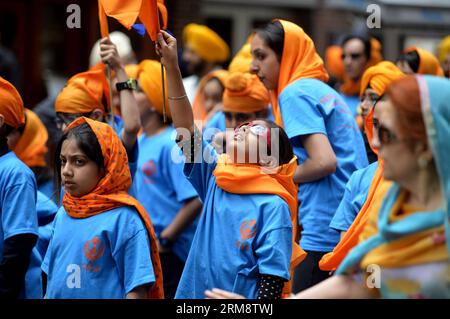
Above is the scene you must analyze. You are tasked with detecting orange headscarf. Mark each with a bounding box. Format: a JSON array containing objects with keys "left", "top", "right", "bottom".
[
  {"left": 63, "top": 117, "right": 164, "bottom": 298},
  {"left": 13, "top": 109, "right": 48, "bottom": 167},
  {"left": 223, "top": 72, "right": 269, "bottom": 113},
  {"left": 213, "top": 155, "right": 306, "bottom": 295},
  {"left": 137, "top": 59, "right": 170, "bottom": 119},
  {"left": 325, "top": 45, "right": 345, "bottom": 82},
  {"left": 270, "top": 19, "right": 329, "bottom": 127},
  {"left": 340, "top": 38, "right": 383, "bottom": 96},
  {"left": 0, "top": 76, "right": 25, "bottom": 128},
  {"left": 192, "top": 69, "right": 229, "bottom": 121},
  {"left": 319, "top": 63, "right": 404, "bottom": 271},
  {"left": 404, "top": 47, "right": 444, "bottom": 76},
  {"left": 55, "top": 66, "right": 110, "bottom": 114}
]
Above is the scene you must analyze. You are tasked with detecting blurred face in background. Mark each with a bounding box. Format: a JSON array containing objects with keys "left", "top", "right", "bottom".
[{"left": 342, "top": 39, "right": 368, "bottom": 81}]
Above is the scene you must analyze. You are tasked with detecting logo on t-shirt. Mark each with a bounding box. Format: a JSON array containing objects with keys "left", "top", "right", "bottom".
[
  {"left": 236, "top": 220, "right": 257, "bottom": 251},
  {"left": 82, "top": 237, "right": 104, "bottom": 272}
]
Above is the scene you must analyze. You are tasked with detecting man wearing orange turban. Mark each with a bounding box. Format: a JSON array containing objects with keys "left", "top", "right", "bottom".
[
  {"left": 0, "top": 76, "right": 40, "bottom": 299},
  {"left": 133, "top": 59, "right": 203, "bottom": 298},
  {"left": 182, "top": 23, "right": 230, "bottom": 104}
]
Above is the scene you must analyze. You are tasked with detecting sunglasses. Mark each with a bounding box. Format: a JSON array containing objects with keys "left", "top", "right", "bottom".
[
  {"left": 341, "top": 53, "right": 363, "bottom": 60},
  {"left": 235, "top": 121, "right": 272, "bottom": 151},
  {"left": 372, "top": 118, "right": 400, "bottom": 146}
]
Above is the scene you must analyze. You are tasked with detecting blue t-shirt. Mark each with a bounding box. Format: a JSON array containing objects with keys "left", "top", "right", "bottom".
[
  {"left": 135, "top": 127, "right": 199, "bottom": 262},
  {"left": 35, "top": 191, "right": 58, "bottom": 259},
  {"left": 175, "top": 139, "right": 292, "bottom": 299},
  {"left": 340, "top": 93, "right": 360, "bottom": 118},
  {"left": 0, "top": 151, "right": 40, "bottom": 298},
  {"left": 38, "top": 179, "right": 56, "bottom": 204},
  {"left": 330, "top": 161, "right": 378, "bottom": 232},
  {"left": 279, "top": 79, "right": 368, "bottom": 252},
  {"left": 205, "top": 111, "right": 226, "bottom": 132},
  {"left": 42, "top": 205, "right": 155, "bottom": 299}
]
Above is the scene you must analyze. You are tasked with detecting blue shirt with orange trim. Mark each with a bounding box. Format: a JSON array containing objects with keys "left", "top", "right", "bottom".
[
  {"left": 175, "top": 139, "right": 292, "bottom": 299},
  {"left": 42, "top": 206, "right": 155, "bottom": 298}
]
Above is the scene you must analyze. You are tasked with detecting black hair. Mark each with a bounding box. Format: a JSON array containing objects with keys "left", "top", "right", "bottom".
[
  {"left": 54, "top": 123, "right": 104, "bottom": 199},
  {"left": 0, "top": 123, "right": 15, "bottom": 155},
  {"left": 342, "top": 34, "right": 372, "bottom": 60},
  {"left": 396, "top": 50, "right": 420, "bottom": 73},
  {"left": 255, "top": 21, "right": 285, "bottom": 62},
  {"left": 263, "top": 120, "right": 294, "bottom": 165}
]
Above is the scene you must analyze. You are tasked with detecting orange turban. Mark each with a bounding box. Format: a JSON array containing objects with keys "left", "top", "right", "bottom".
[
  {"left": 0, "top": 76, "right": 25, "bottom": 128},
  {"left": 228, "top": 38, "right": 253, "bottom": 74},
  {"left": 340, "top": 37, "right": 383, "bottom": 96},
  {"left": 55, "top": 66, "right": 110, "bottom": 114},
  {"left": 13, "top": 109, "right": 48, "bottom": 167},
  {"left": 404, "top": 47, "right": 444, "bottom": 76},
  {"left": 192, "top": 69, "right": 229, "bottom": 121},
  {"left": 270, "top": 19, "right": 329, "bottom": 127},
  {"left": 137, "top": 59, "right": 170, "bottom": 119},
  {"left": 64, "top": 117, "right": 164, "bottom": 298},
  {"left": 223, "top": 72, "right": 269, "bottom": 113},
  {"left": 325, "top": 45, "right": 344, "bottom": 82},
  {"left": 183, "top": 23, "right": 230, "bottom": 63},
  {"left": 360, "top": 61, "right": 405, "bottom": 99}
]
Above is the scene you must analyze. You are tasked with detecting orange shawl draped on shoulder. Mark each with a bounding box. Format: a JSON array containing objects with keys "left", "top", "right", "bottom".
[
  {"left": 213, "top": 155, "right": 306, "bottom": 296},
  {"left": 63, "top": 117, "right": 164, "bottom": 298}
]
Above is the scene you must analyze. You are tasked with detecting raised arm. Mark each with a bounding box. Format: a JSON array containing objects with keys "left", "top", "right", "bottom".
[{"left": 156, "top": 30, "right": 195, "bottom": 136}]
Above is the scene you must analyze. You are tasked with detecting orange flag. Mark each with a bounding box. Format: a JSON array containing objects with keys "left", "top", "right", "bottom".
[{"left": 98, "top": 0, "right": 167, "bottom": 41}]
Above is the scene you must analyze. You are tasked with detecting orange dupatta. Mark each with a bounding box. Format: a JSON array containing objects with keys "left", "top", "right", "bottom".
[
  {"left": 271, "top": 20, "right": 329, "bottom": 127},
  {"left": 13, "top": 109, "right": 48, "bottom": 167},
  {"left": 63, "top": 117, "right": 164, "bottom": 298},
  {"left": 213, "top": 155, "right": 306, "bottom": 295}
]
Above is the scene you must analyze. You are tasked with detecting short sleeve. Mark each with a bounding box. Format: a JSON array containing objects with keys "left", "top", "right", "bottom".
[
  {"left": 2, "top": 177, "right": 38, "bottom": 240},
  {"left": 183, "top": 137, "right": 218, "bottom": 201},
  {"left": 113, "top": 229, "right": 155, "bottom": 294},
  {"left": 279, "top": 87, "right": 327, "bottom": 139}
]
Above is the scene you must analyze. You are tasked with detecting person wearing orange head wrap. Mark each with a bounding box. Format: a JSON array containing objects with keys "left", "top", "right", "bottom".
[
  {"left": 43, "top": 117, "right": 163, "bottom": 299},
  {"left": 134, "top": 59, "right": 203, "bottom": 298},
  {"left": 251, "top": 20, "right": 368, "bottom": 292},
  {"left": 340, "top": 36, "right": 383, "bottom": 116},
  {"left": 397, "top": 46, "right": 444, "bottom": 77},
  {"left": 182, "top": 23, "right": 230, "bottom": 104},
  {"left": 228, "top": 39, "right": 253, "bottom": 74},
  {"left": 0, "top": 76, "right": 41, "bottom": 298},
  {"left": 319, "top": 62, "right": 405, "bottom": 272}
]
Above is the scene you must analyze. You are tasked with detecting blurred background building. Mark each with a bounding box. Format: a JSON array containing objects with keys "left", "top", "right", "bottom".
[{"left": 0, "top": 0, "right": 449, "bottom": 108}]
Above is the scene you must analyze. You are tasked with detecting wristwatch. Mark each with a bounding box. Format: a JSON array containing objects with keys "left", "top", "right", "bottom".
[
  {"left": 158, "top": 235, "right": 174, "bottom": 250},
  {"left": 115, "top": 78, "right": 138, "bottom": 91}
]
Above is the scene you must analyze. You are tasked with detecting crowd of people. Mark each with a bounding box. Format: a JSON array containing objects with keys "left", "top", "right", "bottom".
[{"left": 0, "top": 10, "right": 449, "bottom": 299}]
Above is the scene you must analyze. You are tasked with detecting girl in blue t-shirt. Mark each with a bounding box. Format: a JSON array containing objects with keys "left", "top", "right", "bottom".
[
  {"left": 42, "top": 117, "right": 163, "bottom": 299},
  {"left": 156, "top": 30, "right": 305, "bottom": 299}
]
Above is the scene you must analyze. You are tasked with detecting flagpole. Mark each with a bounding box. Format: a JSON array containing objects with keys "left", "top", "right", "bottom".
[
  {"left": 106, "top": 63, "right": 116, "bottom": 131},
  {"left": 156, "top": 6, "right": 167, "bottom": 123}
]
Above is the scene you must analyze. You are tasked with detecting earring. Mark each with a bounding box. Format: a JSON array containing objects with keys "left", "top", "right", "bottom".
[{"left": 417, "top": 156, "right": 429, "bottom": 169}]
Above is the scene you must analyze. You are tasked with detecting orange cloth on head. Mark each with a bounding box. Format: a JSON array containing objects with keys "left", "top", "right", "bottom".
[
  {"left": 325, "top": 45, "right": 345, "bottom": 82},
  {"left": 341, "top": 38, "right": 383, "bottom": 96},
  {"left": 213, "top": 155, "right": 306, "bottom": 295},
  {"left": 13, "top": 109, "right": 48, "bottom": 167},
  {"left": 55, "top": 67, "right": 109, "bottom": 114},
  {"left": 183, "top": 24, "right": 230, "bottom": 63},
  {"left": 63, "top": 117, "right": 164, "bottom": 298},
  {"left": 404, "top": 47, "right": 444, "bottom": 76},
  {"left": 223, "top": 72, "right": 269, "bottom": 113},
  {"left": 0, "top": 76, "right": 25, "bottom": 128},
  {"left": 271, "top": 19, "right": 329, "bottom": 127},
  {"left": 360, "top": 61, "right": 405, "bottom": 99},
  {"left": 228, "top": 41, "right": 253, "bottom": 74},
  {"left": 192, "top": 70, "right": 229, "bottom": 121},
  {"left": 137, "top": 59, "right": 170, "bottom": 119}
]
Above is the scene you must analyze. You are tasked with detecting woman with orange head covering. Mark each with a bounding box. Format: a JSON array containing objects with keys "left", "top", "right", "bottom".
[
  {"left": 43, "top": 117, "right": 163, "bottom": 298},
  {"left": 250, "top": 20, "right": 368, "bottom": 292},
  {"left": 397, "top": 47, "right": 444, "bottom": 76},
  {"left": 134, "top": 59, "right": 203, "bottom": 298},
  {"left": 319, "top": 62, "right": 405, "bottom": 272},
  {"left": 0, "top": 76, "right": 40, "bottom": 298}
]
